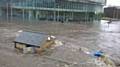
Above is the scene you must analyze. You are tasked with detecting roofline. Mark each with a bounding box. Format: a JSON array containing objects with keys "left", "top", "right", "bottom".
[
  {"left": 14, "top": 41, "right": 40, "bottom": 48},
  {"left": 104, "top": 6, "right": 120, "bottom": 9}
]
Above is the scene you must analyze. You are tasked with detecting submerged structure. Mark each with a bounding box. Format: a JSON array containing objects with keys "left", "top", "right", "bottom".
[
  {"left": 0, "top": 0, "right": 106, "bottom": 22},
  {"left": 14, "top": 32, "right": 48, "bottom": 49},
  {"left": 14, "top": 32, "right": 54, "bottom": 53}
]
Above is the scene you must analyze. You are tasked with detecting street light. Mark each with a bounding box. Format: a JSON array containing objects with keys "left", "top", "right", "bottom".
[
  {"left": 10, "top": 0, "right": 13, "bottom": 22},
  {"left": 6, "top": 3, "right": 9, "bottom": 22},
  {"left": 57, "top": 5, "right": 60, "bottom": 22}
]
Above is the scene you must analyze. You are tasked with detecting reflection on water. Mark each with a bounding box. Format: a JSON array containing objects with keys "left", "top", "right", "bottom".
[
  {"left": 80, "top": 20, "right": 120, "bottom": 65},
  {"left": 100, "top": 20, "right": 120, "bottom": 33},
  {"left": 96, "top": 20, "right": 120, "bottom": 65}
]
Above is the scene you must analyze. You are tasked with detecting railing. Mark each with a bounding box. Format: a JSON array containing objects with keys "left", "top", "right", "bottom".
[
  {"left": 11, "top": 6, "right": 95, "bottom": 12},
  {"left": 12, "top": 2, "right": 96, "bottom": 12}
]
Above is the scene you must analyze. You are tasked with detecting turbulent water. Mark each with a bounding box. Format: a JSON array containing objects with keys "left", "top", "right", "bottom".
[{"left": 0, "top": 20, "right": 120, "bottom": 67}]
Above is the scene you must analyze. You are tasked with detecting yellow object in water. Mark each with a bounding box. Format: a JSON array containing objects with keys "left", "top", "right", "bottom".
[{"left": 100, "top": 55, "right": 116, "bottom": 67}]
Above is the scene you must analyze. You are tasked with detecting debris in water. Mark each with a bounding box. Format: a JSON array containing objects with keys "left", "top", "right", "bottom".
[
  {"left": 18, "top": 30, "right": 23, "bottom": 33},
  {"left": 79, "top": 47, "right": 116, "bottom": 67},
  {"left": 80, "top": 47, "right": 91, "bottom": 55},
  {"left": 54, "top": 40, "right": 63, "bottom": 47}
]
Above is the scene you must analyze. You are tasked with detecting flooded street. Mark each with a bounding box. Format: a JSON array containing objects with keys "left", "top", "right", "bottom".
[
  {"left": 98, "top": 20, "right": 120, "bottom": 66},
  {"left": 0, "top": 20, "right": 120, "bottom": 67}
]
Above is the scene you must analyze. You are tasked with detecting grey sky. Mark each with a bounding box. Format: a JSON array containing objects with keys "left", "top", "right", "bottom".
[{"left": 107, "top": 0, "right": 120, "bottom": 6}]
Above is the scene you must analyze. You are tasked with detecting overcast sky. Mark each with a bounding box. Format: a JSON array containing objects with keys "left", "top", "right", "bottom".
[{"left": 107, "top": 0, "right": 120, "bottom": 6}]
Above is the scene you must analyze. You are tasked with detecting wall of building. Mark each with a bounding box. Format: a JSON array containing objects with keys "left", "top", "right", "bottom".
[
  {"left": 12, "top": 0, "right": 96, "bottom": 12},
  {"left": 104, "top": 7, "right": 120, "bottom": 19},
  {"left": 0, "top": 0, "right": 105, "bottom": 22}
]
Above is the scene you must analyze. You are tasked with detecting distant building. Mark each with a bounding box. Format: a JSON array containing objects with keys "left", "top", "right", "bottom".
[
  {"left": 104, "top": 6, "right": 120, "bottom": 19},
  {"left": 0, "top": 0, "right": 106, "bottom": 22}
]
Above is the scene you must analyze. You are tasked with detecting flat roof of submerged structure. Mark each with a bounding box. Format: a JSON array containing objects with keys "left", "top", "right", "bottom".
[{"left": 14, "top": 32, "right": 48, "bottom": 47}]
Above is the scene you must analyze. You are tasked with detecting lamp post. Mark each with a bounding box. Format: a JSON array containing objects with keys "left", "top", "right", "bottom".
[
  {"left": 10, "top": 0, "right": 13, "bottom": 22},
  {"left": 54, "top": 2, "right": 56, "bottom": 21},
  {"left": 6, "top": 3, "right": 9, "bottom": 22},
  {"left": 57, "top": 5, "right": 60, "bottom": 22}
]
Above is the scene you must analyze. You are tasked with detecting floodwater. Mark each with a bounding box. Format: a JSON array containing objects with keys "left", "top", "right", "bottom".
[
  {"left": 0, "top": 20, "right": 120, "bottom": 67},
  {"left": 96, "top": 20, "right": 120, "bottom": 66}
]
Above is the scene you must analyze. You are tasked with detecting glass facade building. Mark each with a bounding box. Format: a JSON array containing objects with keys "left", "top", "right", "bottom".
[{"left": 1, "top": 0, "right": 106, "bottom": 22}]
